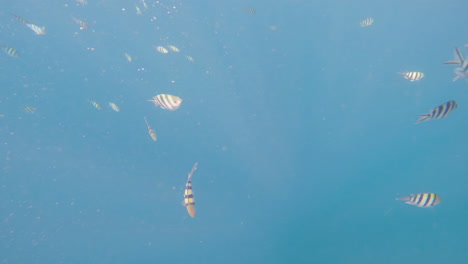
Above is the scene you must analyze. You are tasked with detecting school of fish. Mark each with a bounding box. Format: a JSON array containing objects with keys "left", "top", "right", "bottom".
[{"left": 2, "top": 2, "right": 465, "bottom": 225}]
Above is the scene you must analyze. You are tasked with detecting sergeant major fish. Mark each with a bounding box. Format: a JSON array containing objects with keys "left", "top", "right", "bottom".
[
  {"left": 397, "top": 193, "right": 441, "bottom": 208},
  {"left": 399, "top": 71, "right": 424, "bottom": 81},
  {"left": 144, "top": 116, "right": 157, "bottom": 141},
  {"left": 148, "top": 94, "right": 182, "bottom": 111},
  {"left": 415, "top": 100, "right": 457, "bottom": 124},
  {"left": 183, "top": 162, "right": 198, "bottom": 218}
]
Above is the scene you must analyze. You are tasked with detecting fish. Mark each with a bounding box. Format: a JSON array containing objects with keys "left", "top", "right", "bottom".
[
  {"left": 185, "top": 55, "right": 194, "bottom": 62},
  {"left": 109, "top": 102, "right": 120, "bottom": 112},
  {"left": 1, "top": 46, "right": 20, "bottom": 57},
  {"left": 142, "top": 0, "right": 149, "bottom": 9},
  {"left": 399, "top": 72, "right": 424, "bottom": 81},
  {"left": 88, "top": 100, "right": 102, "bottom": 110},
  {"left": 11, "top": 14, "right": 46, "bottom": 35},
  {"left": 167, "top": 45, "right": 180, "bottom": 52},
  {"left": 136, "top": 5, "right": 142, "bottom": 15},
  {"left": 144, "top": 116, "right": 157, "bottom": 141},
  {"left": 396, "top": 193, "right": 441, "bottom": 208},
  {"left": 24, "top": 106, "right": 37, "bottom": 113},
  {"left": 444, "top": 47, "right": 468, "bottom": 81},
  {"left": 183, "top": 162, "right": 198, "bottom": 218},
  {"left": 246, "top": 7, "right": 256, "bottom": 15},
  {"left": 72, "top": 16, "right": 90, "bottom": 30},
  {"left": 124, "top": 53, "right": 132, "bottom": 62},
  {"left": 24, "top": 23, "right": 46, "bottom": 35},
  {"left": 148, "top": 94, "right": 183, "bottom": 111},
  {"left": 155, "top": 46, "right": 169, "bottom": 54},
  {"left": 415, "top": 100, "right": 457, "bottom": 124},
  {"left": 360, "top": 17, "right": 374, "bottom": 27}
]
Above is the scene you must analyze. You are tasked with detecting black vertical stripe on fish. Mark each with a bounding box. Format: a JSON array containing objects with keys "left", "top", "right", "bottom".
[
  {"left": 424, "top": 193, "right": 433, "bottom": 207},
  {"left": 415, "top": 194, "right": 424, "bottom": 206}
]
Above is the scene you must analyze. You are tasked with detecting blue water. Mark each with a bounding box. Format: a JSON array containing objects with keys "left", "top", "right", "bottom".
[{"left": 1, "top": 0, "right": 468, "bottom": 263}]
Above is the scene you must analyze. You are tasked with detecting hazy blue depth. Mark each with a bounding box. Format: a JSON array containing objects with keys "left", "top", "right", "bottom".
[{"left": 1, "top": 0, "right": 468, "bottom": 263}]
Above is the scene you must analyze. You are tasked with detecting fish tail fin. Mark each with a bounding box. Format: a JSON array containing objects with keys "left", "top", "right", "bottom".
[
  {"left": 414, "top": 114, "right": 430, "bottom": 124},
  {"left": 396, "top": 195, "right": 410, "bottom": 201}
]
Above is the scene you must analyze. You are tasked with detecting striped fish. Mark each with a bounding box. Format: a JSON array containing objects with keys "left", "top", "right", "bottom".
[
  {"left": 183, "top": 162, "right": 198, "bottom": 218},
  {"left": 1, "top": 46, "right": 20, "bottom": 57},
  {"left": 360, "top": 17, "right": 374, "bottom": 27},
  {"left": 155, "top": 46, "right": 169, "bottom": 54},
  {"left": 11, "top": 14, "right": 46, "bottom": 35},
  {"left": 148, "top": 94, "right": 183, "bottom": 111},
  {"left": 24, "top": 106, "right": 37, "bottom": 113},
  {"left": 399, "top": 71, "right": 424, "bottom": 81},
  {"left": 415, "top": 100, "right": 457, "bottom": 124},
  {"left": 246, "top": 7, "right": 256, "bottom": 15},
  {"left": 72, "top": 16, "right": 90, "bottom": 30},
  {"left": 87, "top": 100, "right": 102, "bottom": 110},
  {"left": 109, "top": 102, "right": 120, "bottom": 112},
  {"left": 26, "top": 23, "right": 46, "bottom": 35},
  {"left": 397, "top": 193, "right": 441, "bottom": 208},
  {"left": 144, "top": 116, "right": 157, "bottom": 141}
]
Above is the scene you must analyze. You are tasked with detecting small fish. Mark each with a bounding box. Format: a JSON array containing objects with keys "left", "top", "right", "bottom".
[
  {"left": 399, "top": 72, "right": 424, "bottom": 81},
  {"left": 24, "top": 106, "right": 37, "bottom": 113},
  {"left": 88, "top": 100, "right": 102, "bottom": 110},
  {"left": 183, "top": 162, "right": 198, "bottom": 218},
  {"left": 155, "top": 46, "right": 168, "bottom": 54},
  {"left": 397, "top": 193, "right": 441, "bottom": 208},
  {"left": 144, "top": 116, "right": 157, "bottom": 141},
  {"left": 26, "top": 23, "right": 46, "bottom": 35},
  {"left": 148, "top": 94, "right": 183, "bottom": 111},
  {"left": 185, "top": 55, "right": 194, "bottom": 62},
  {"left": 109, "top": 102, "right": 120, "bottom": 112},
  {"left": 167, "top": 45, "right": 180, "bottom": 52},
  {"left": 1, "top": 46, "right": 20, "bottom": 57},
  {"left": 124, "top": 53, "right": 132, "bottom": 62},
  {"left": 11, "top": 14, "right": 46, "bottom": 35},
  {"left": 360, "top": 17, "right": 374, "bottom": 27},
  {"left": 136, "top": 5, "right": 142, "bottom": 15},
  {"left": 142, "top": 0, "right": 148, "bottom": 9},
  {"left": 72, "top": 16, "right": 90, "bottom": 30},
  {"left": 415, "top": 100, "right": 457, "bottom": 124},
  {"left": 246, "top": 7, "right": 256, "bottom": 15}
]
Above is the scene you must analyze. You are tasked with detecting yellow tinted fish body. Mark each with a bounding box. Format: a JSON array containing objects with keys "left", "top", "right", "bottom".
[
  {"left": 24, "top": 106, "right": 37, "bottom": 113},
  {"left": 144, "top": 117, "right": 157, "bottom": 141},
  {"left": 88, "top": 100, "right": 102, "bottom": 110},
  {"left": 109, "top": 102, "right": 120, "bottom": 112},
  {"left": 184, "top": 162, "right": 198, "bottom": 218},
  {"left": 399, "top": 72, "right": 424, "bottom": 81},
  {"left": 397, "top": 193, "right": 441, "bottom": 207}
]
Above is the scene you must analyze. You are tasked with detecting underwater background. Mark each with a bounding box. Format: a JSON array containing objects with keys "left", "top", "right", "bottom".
[{"left": 1, "top": 0, "right": 468, "bottom": 263}]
